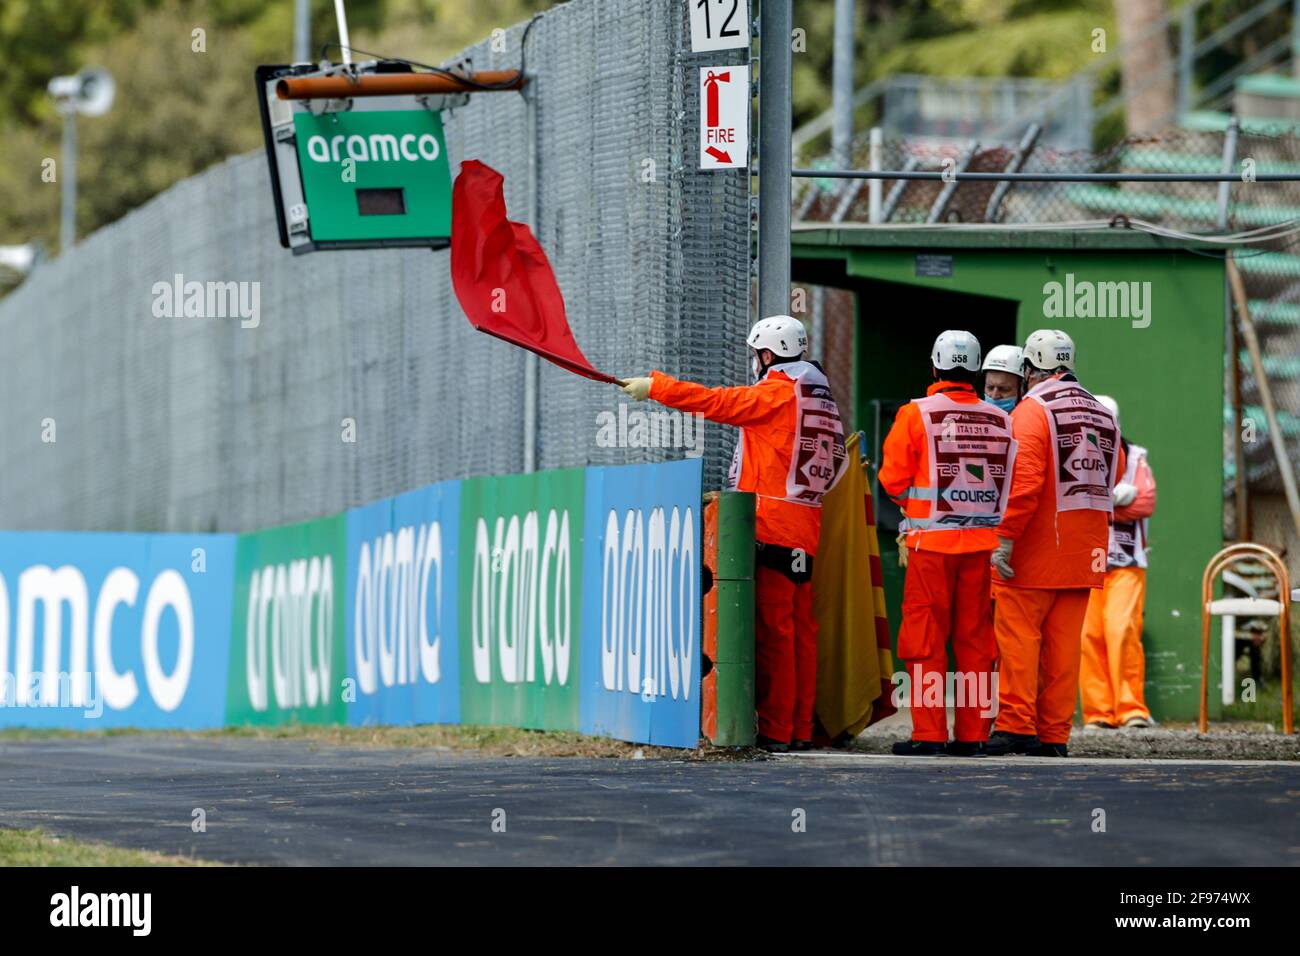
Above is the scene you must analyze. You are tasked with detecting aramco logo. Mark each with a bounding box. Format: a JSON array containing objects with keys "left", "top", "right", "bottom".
[{"left": 305, "top": 133, "right": 442, "bottom": 164}]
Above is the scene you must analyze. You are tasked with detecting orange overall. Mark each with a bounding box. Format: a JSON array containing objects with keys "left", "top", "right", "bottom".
[
  {"left": 993, "top": 374, "right": 1123, "bottom": 745},
  {"left": 1080, "top": 446, "right": 1156, "bottom": 726},
  {"left": 879, "top": 381, "right": 1002, "bottom": 744},
  {"left": 649, "top": 366, "right": 839, "bottom": 742}
]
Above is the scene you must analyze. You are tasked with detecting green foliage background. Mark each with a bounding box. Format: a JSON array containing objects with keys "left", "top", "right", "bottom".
[{"left": 0, "top": 0, "right": 550, "bottom": 255}]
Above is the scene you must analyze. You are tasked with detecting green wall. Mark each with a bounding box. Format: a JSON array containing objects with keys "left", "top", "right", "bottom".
[{"left": 800, "top": 240, "right": 1225, "bottom": 722}]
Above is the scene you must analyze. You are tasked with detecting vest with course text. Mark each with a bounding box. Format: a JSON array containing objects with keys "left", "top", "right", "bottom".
[
  {"left": 1025, "top": 376, "right": 1120, "bottom": 515},
  {"left": 903, "top": 391, "right": 1016, "bottom": 531},
  {"left": 728, "top": 360, "right": 846, "bottom": 507},
  {"left": 1108, "top": 442, "right": 1149, "bottom": 569}
]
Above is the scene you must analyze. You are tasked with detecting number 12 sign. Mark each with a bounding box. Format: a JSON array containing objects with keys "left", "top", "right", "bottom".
[{"left": 689, "top": 0, "right": 750, "bottom": 53}]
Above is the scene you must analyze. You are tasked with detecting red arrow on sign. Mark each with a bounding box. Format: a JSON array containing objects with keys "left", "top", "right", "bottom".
[{"left": 705, "top": 146, "right": 732, "bottom": 164}]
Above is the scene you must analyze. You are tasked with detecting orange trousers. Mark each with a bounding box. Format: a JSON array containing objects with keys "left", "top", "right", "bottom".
[
  {"left": 993, "top": 585, "right": 1091, "bottom": 744},
  {"left": 754, "top": 566, "right": 818, "bottom": 743},
  {"left": 898, "top": 549, "right": 997, "bottom": 743},
  {"left": 1079, "top": 567, "right": 1150, "bottom": 726}
]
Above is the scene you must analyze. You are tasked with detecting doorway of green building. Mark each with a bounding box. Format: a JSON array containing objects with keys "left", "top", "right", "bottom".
[{"left": 852, "top": 278, "right": 1021, "bottom": 639}]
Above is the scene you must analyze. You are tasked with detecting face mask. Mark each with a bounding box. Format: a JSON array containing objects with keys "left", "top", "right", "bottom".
[
  {"left": 986, "top": 395, "right": 1017, "bottom": 413},
  {"left": 751, "top": 354, "right": 763, "bottom": 381}
]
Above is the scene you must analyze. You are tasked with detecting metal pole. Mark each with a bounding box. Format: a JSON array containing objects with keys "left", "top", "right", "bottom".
[
  {"left": 1219, "top": 116, "right": 1248, "bottom": 539},
  {"left": 60, "top": 111, "right": 76, "bottom": 253},
  {"left": 523, "top": 68, "right": 540, "bottom": 474},
  {"left": 293, "top": 0, "right": 310, "bottom": 62},
  {"left": 831, "top": 0, "right": 855, "bottom": 169},
  {"left": 334, "top": 0, "right": 352, "bottom": 65},
  {"left": 867, "top": 127, "right": 882, "bottom": 224},
  {"left": 758, "top": 0, "right": 793, "bottom": 322},
  {"left": 1178, "top": 3, "right": 1194, "bottom": 120}
]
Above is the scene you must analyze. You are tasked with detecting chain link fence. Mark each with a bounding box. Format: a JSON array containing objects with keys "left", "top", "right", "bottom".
[{"left": 0, "top": 0, "right": 751, "bottom": 534}]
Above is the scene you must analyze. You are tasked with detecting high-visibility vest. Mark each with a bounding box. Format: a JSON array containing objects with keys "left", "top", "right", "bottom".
[
  {"left": 902, "top": 392, "right": 1015, "bottom": 531},
  {"left": 729, "top": 360, "right": 846, "bottom": 507},
  {"left": 1108, "top": 442, "right": 1149, "bottom": 570},
  {"left": 1025, "top": 377, "right": 1119, "bottom": 515}
]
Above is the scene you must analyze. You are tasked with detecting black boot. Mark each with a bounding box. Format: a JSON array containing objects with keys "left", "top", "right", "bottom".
[
  {"left": 891, "top": 740, "right": 945, "bottom": 756},
  {"left": 943, "top": 740, "right": 986, "bottom": 757},
  {"left": 984, "top": 730, "right": 1038, "bottom": 756},
  {"left": 756, "top": 734, "right": 789, "bottom": 753},
  {"left": 1027, "top": 740, "right": 1069, "bottom": 757},
  {"left": 788, "top": 739, "right": 813, "bottom": 752}
]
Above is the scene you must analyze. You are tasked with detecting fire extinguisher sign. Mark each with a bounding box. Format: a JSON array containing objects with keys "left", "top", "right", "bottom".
[{"left": 699, "top": 65, "right": 748, "bottom": 170}]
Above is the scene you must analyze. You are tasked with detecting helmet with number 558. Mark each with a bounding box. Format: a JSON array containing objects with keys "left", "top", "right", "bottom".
[{"left": 931, "top": 329, "right": 981, "bottom": 372}]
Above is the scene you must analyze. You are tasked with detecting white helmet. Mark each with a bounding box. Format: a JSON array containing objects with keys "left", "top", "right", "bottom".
[
  {"left": 1023, "top": 328, "right": 1075, "bottom": 372},
  {"left": 747, "top": 314, "right": 807, "bottom": 358},
  {"left": 931, "top": 330, "right": 981, "bottom": 372},
  {"left": 982, "top": 344, "right": 1024, "bottom": 377},
  {"left": 1096, "top": 394, "right": 1119, "bottom": 427}
]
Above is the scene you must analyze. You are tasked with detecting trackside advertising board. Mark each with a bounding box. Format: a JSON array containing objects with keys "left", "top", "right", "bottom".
[
  {"left": 458, "top": 468, "right": 585, "bottom": 732},
  {"left": 346, "top": 481, "right": 461, "bottom": 727},
  {"left": 0, "top": 532, "right": 235, "bottom": 729},
  {"left": 226, "top": 514, "right": 349, "bottom": 726},
  {"left": 581, "top": 461, "right": 702, "bottom": 747},
  {"left": 0, "top": 460, "right": 703, "bottom": 746}
]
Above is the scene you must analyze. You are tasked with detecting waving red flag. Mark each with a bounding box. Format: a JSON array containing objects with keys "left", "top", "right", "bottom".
[{"left": 450, "top": 160, "right": 614, "bottom": 383}]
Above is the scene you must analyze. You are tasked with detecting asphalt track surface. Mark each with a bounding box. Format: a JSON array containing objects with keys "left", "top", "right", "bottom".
[{"left": 0, "top": 737, "right": 1296, "bottom": 865}]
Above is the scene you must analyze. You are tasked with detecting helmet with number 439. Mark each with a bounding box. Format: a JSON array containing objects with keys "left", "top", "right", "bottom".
[{"left": 1022, "top": 328, "right": 1075, "bottom": 373}]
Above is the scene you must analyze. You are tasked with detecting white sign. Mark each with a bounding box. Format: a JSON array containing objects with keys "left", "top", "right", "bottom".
[
  {"left": 699, "top": 66, "right": 748, "bottom": 170},
  {"left": 689, "top": 0, "right": 750, "bottom": 53}
]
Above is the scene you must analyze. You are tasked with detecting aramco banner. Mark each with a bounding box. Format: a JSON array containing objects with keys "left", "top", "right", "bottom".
[
  {"left": 0, "top": 532, "right": 236, "bottom": 729},
  {"left": 581, "top": 464, "right": 701, "bottom": 747},
  {"left": 0, "top": 459, "right": 702, "bottom": 746}
]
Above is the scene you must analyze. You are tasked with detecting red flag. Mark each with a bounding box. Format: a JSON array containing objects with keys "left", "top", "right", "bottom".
[{"left": 450, "top": 160, "right": 614, "bottom": 383}]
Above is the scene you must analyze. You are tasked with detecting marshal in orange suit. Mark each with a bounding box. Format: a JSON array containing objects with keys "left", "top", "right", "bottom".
[
  {"left": 986, "top": 330, "right": 1123, "bottom": 758},
  {"left": 878, "top": 331, "right": 1014, "bottom": 757},
  {"left": 1080, "top": 395, "right": 1157, "bottom": 730},
  {"left": 620, "top": 315, "right": 846, "bottom": 753}
]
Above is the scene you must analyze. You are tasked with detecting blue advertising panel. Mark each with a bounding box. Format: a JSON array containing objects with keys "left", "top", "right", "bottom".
[
  {"left": 580, "top": 459, "right": 703, "bottom": 747},
  {"left": 345, "top": 480, "right": 461, "bottom": 726},
  {"left": 0, "top": 532, "right": 235, "bottom": 729}
]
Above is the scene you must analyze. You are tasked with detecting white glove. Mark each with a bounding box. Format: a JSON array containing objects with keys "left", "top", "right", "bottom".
[
  {"left": 620, "top": 376, "right": 652, "bottom": 402},
  {"left": 1113, "top": 482, "right": 1138, "bottom": 507},
  {"left": 991, "top": 537, "right": 1015, "bottom": 580}
]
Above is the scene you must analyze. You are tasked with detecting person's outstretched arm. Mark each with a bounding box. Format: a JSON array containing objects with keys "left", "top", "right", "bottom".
[{"left": 621, "top": 370, "right": 787, "bottom": 429}]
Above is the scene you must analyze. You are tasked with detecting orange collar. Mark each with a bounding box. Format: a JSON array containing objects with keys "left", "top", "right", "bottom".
[{"left": 927, "top": 380, "right": 975, "bottom": 397}]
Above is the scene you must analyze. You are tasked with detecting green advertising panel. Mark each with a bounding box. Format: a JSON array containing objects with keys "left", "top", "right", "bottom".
[
  {"left": 226, "top": 514, "right": 348, "bottom": 726},
  {"left": 458, "top": 469, "right": 585, "bottom": 731},
  {"left": 293, "top": 108, "right": 451, "bottom": 244}
]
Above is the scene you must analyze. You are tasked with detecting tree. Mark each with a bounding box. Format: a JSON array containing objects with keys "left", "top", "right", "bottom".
[{"left": 1114, "top": 0, "right": 1175, "bottom": 134}]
